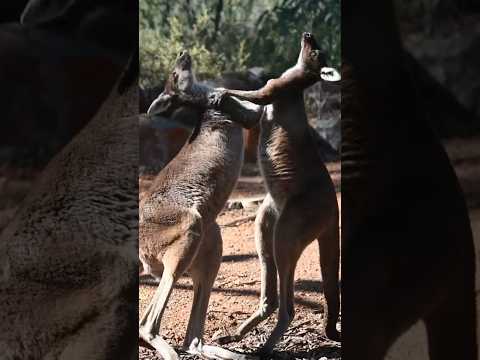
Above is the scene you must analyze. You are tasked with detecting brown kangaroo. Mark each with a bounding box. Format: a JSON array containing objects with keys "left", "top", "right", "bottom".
[
  {"left": 342, "top": 1, "right": 477, "bottom": 359},
  {"left": 178, "top": 32, "right": 340, "bottom": 356},
  {"left": 140, "top": 51, "right": 260, "bottom": 360}
]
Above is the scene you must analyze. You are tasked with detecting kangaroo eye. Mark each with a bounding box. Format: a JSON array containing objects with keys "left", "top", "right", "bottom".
[{"left": 172, "top": 72, "right": 179, "bottom": 83}]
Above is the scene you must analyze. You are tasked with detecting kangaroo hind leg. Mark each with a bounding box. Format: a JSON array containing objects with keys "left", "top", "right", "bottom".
[
  {"left": 214, "top": 194, "right": 279, "bottom": 345},
  {"left": 139, "top": 209, "right": 203, "bottom": 360}
]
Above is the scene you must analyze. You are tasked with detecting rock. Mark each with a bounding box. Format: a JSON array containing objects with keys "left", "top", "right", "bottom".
[
  {"left": 403, "top": 14, "right": 480, "bottom": 136},
  {"left": 305, "top": 81, "right": 341, "bottom": 152}
]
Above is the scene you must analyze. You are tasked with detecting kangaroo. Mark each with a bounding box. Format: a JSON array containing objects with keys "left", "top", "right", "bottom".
[
  {"left": 341, "top": 1, "right": 476, "bottom": 359},
  {"left": 140, "top": 51, "right": 258, "bottom": 360},
  {"left": 0, "top": 48, "right": 138, "bottom": 359},
  {"left": 177, "top": 32, "right": 340, "bottom": 355}
]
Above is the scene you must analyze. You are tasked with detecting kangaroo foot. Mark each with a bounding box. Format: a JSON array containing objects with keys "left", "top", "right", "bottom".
[
  {"left": 213, "top": 297, "right": 278, "bottom": 346},
  {"left": 186, "top": 338, "right": 258, "bottom": 360},
  {"left": 139, "top": 327, "right": 179, "bottom": 360}
]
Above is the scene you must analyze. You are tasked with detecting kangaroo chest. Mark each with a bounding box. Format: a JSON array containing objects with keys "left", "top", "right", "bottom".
[
  {"left": 152, "top": 119, "right": 244, "bottom": 222},
  {"left": 257, "top": 104, "right": 309, "bottom": 203}
]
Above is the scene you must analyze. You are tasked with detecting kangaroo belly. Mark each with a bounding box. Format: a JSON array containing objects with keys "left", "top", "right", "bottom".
[
  {"left": 258, "top": 119, "right": 318, "bottom": 204},
  {"left": 142, "top": 121, "right": 243, "bottom": 226},
  {"left": 259, "top": 144, "right": 298, "bottom": 202},
  {"left": 183, "top": 124, "right": 243, "bottom": 220}
]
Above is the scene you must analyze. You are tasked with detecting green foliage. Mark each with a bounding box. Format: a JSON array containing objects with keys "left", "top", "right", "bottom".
[
  {"left": 252, "top": 0, "right": 340, "bottom": 74},
  {"left": 140, "top": 0, "right": 340, "bottom": 88},
  {"left": 140, "top": 16, "right": 225, "bottom": 88}
]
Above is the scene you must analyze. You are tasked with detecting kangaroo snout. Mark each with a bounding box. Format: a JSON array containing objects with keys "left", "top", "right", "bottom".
[
  {"left": 177, "top": 50, "right": 192, "bottom": 69},
  {"left": 303, "top": 32, "right": 312, "bottom": 40},
  {"left": 301, "top": 32, "right": 320, "bottom": 51}
]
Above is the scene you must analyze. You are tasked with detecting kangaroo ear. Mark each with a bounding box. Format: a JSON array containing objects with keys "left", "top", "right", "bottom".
[
  {"left": 320, "top": 67, "right": 341, "bottom": 82},
  {"left": 147, "top": 93, "right": 176, "bottom": 117},
  {"left": 21, "top": 0, "right": 77, "bottom": 25}
]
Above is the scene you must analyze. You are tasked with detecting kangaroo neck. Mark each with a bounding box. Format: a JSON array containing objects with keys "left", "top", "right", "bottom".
[{"left": 262, "top": 92, "right": 308, "bottom": 133}]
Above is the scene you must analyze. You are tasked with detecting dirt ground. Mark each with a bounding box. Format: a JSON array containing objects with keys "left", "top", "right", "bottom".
[{"left": 139, "top": 163, "right": 342, "bottom": 360}]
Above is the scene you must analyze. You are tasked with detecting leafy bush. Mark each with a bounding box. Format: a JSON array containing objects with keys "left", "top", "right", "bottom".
[{"left": 140, "top": 0, "right": 340, "bottom": 87}]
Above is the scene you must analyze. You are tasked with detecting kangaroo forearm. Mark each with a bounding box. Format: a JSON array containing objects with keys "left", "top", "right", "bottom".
[
  {"left": 176, "top": 93, "right": 208, "bottom": 108},
  {"left": 221, "top": 96, "right": 263, "bottom": 129},
  {"left": 176, "top": 91, "right": 262, "bottom": 129},
  {"left": 226, "top": 89, "right": 273, "bottom": 106}
]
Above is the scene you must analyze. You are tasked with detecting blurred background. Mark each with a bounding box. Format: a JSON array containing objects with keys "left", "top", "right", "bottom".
[
  {"left": 0, "top": 0, "right": 137, "bottom": 232},
  {"left": 395, "top": 0, "right": 480, "bottom": 136},
  {"left": 393, "top": 0, "right": 480, "bottom": 209},
  {"left": 381, "top": 2, "right": 480, "bottom": 359}
]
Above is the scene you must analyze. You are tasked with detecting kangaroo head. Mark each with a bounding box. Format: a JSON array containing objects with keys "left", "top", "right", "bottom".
[
  {"left": 166, "top": 50, "right": 195, "bottom": 93},
  {"left": 147, "top": 51, "right": 196, "bottom": 118},
  {"left": 296, "top": 33, "right": 340, "bottom": 82},
  {"left": 297, "top": 32, "right": 327, "bottom": 75}
]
